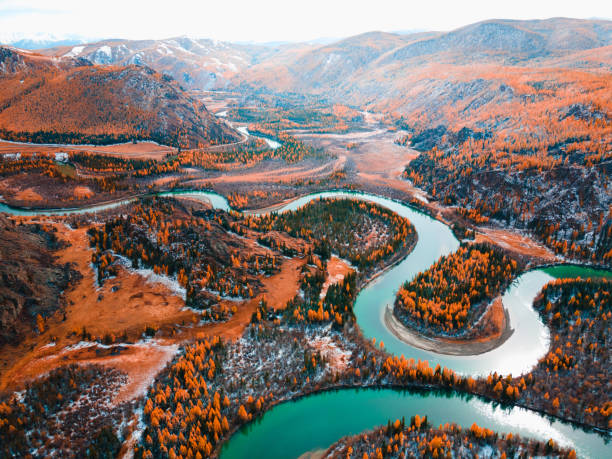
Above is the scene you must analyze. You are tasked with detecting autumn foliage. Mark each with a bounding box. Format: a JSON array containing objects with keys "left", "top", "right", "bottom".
[
  {"left": 402, "top": 71, "right": 612, "bottom": 263},
  {"left": 328, "top": 416, "right": 575, "bottom": 459},
  {"left": 245, "top": 198, "right": 417, "bottom": 271},
  {"left": 0, "top": 48, "right": 237, "bottom": 147},
  {"left": 395, "top": 244, "right": 518, "bottom": 335}
]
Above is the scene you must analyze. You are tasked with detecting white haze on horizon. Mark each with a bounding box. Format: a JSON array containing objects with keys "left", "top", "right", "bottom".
[{"left": 0, "top": 0, "right": 610, "bottom": 45}]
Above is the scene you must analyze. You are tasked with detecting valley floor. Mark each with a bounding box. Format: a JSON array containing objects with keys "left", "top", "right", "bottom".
[{"left": 0, "top": 106, "right": 607, "bottom": 459}]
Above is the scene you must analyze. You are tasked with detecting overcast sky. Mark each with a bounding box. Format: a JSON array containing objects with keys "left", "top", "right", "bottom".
[{"left": 1, "top": 0, "right": 610, "bottom": 43}]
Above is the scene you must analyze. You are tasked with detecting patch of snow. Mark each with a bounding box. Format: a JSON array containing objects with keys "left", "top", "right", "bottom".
[
  {"left": 413, "top": 193, "right": 428, "bottom": 203},
  {"left": 63, "top": 45, "right": 84, "bottom": 58},
  {"left": 115, "top": 255, "right": 186, "bottom": 300},
  {"left": 169, "top": 40, "right": 195, "bottom": 55},
  {"left": 13, "top": 390, "right": 25, "bottom": 403},
  {"left": 477, "top": 445, "right": 494, "bottom": 458},
  {"left": 128, "top": 53, "right": 143, "bottom": 65},
  {"left": 63, "top": 340, "right": 97, "bottom": 352},
  {"left": 124, "top": 340, "right": 180, "bottom": 399},
  {"left": 54, "top": 152, "right": 68, "bottom": 162},
  {"left": 320, "top": 272, "right": 347, "bottom": 299},
  {"left": 323, "top": 53, "right": 340, "bottom": 71},
  {"left": 98, "top": 45, "right": 112, "bottom": 57},
  {"left": 207, "top": 57, "right": 237, "bottom": 72},
  {"left": 157, "top": 44, "right": 173, "bottom": 55},
  {"left": 120, "top": 407, "right": 145, "bottom": 459}
]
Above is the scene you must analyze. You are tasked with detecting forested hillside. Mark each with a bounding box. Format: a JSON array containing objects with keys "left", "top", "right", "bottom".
[{"left": 0, "top": 47, "right": 238, "bottom": 147}]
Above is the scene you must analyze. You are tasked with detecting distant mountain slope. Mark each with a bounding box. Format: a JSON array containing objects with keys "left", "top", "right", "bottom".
[
  {"left": 34, "top": 19, "right": 612, "bottom": 99},
  {"left": 236, "top": 18, "right": 612, "bottom": 100},
  {"left": 236, "top": 31, "right": 436, "bottom": 94},
  {"left": 233, "top": 18, "right": 612, "bottom": 127},
  {"left": 0, "top": 47, "right": 238, "bottom": 147},
  {"left": 286, "top": 32, "right": 429, "bottom": 90},
  {"left": 39, "top": 37, "right": 298, "bottom": 90},
  {"left": 0, "top": 32, "right": 92, "bottom": 50},
  {"left": 380, "top": 18, "right": 612, "bottom": 64}
]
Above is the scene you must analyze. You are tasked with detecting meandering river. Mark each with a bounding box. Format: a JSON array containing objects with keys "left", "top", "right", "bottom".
[
  {"left": 220, "top": 388, "right": 611, "bottom": 459},
  {"left": 236, "top": 126, "right": 282, "bottom": 149},
  {"left": 1, "top": 189, "right": 610, "bottom": 458}
]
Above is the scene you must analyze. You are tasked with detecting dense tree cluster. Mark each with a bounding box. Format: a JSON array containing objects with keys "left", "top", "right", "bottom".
[
  {"left": 177, "top": 129, "right": 322, "bottom": 169},
  {"left": 0, "top": 364, "right": 131, "bottom": 458},
  {"left": 70, "top": 152, "right": 182, "bottom": 178},
  {"left": 137, "top": 296, "right": 593, "bottom": 459},
  {"left": 0, "top": 153, "right": 145, "bottom": 203},
  {"left": 0, "top": 128, "right": 173, "bottom": 146},
  {"left": 228, "top": 102, "right": 363, "bottom": 134},
  {"left": 226, "top": 190, "right": 288, "bottom": 210},
  {"left": 395, "top": 244, "right": 518, "bottom": 335},
  {"left": 248, "top": 126, "right": 324, "bottom": 163},
  {"left": 395, "top": 67, "right": 612, "bottom": 264},
  {"left": 245, "top": 198, "right": 417, "bottom": 271},
  {"left": 394, "top": 134, "right": 411, "bottom": 147},
  {"left": 133, "top": 318, "right": 471, "bottom": 459},
  {"left": 134, "top": 337, "right": 229, "bottom": 458},
  {"left": 281, "top": 271, "right": 357, "bottom": 327},
  {"left": 244, "top": 197, "right": 419, "bottom": 328},
  {"left": 0, "top": 155, "right": 57, "bottom": 176},
  {"left": 407, "top": 148, "right": 611, "bottom": 262},
  {"left": 326, "top": 415, "right": 575, "bottom": 458}
]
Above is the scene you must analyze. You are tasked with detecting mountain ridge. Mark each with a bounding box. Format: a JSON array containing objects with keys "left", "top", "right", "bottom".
[{"left": 0, "top": 47, "right": 238, "bottom": 147}]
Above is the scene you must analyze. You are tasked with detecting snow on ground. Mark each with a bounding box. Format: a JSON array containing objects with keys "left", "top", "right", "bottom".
[
  {"left": 115, "top": 254, "right": 187, "bottom": 300},
  {"left": 63, "top": 46, "right": 84, "bottom": 58},
  {"left": 157, "top": 43, "right": 173, "bottom": 55},
  {"left": 308, "top": 333, "right": 352, "bottom": 372},
  {"left": 98, "top": 45, "right": 112, "bottom": 57},
  {"left": 170, "top": 40, "right": 195, "bottom": 55},
  {"left": 323, "top": 53, "right": 340, "bottom": 71},
  {"left": 319, "top": 272, "right": 347, "bottom": 299},
  {"left": 119, "top": 406, "right": 145, "bottom": 459},
  {"left": 63, "top": 340, "right": 99, "bottom": 352}
]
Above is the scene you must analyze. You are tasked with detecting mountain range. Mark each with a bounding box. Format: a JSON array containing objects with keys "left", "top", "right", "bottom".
[
  {"left": 2, "top": 17, "right": 611, "bottom": 146},
  {"left": 35, "top": 18, "right": 612, "bottom": 91}
]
